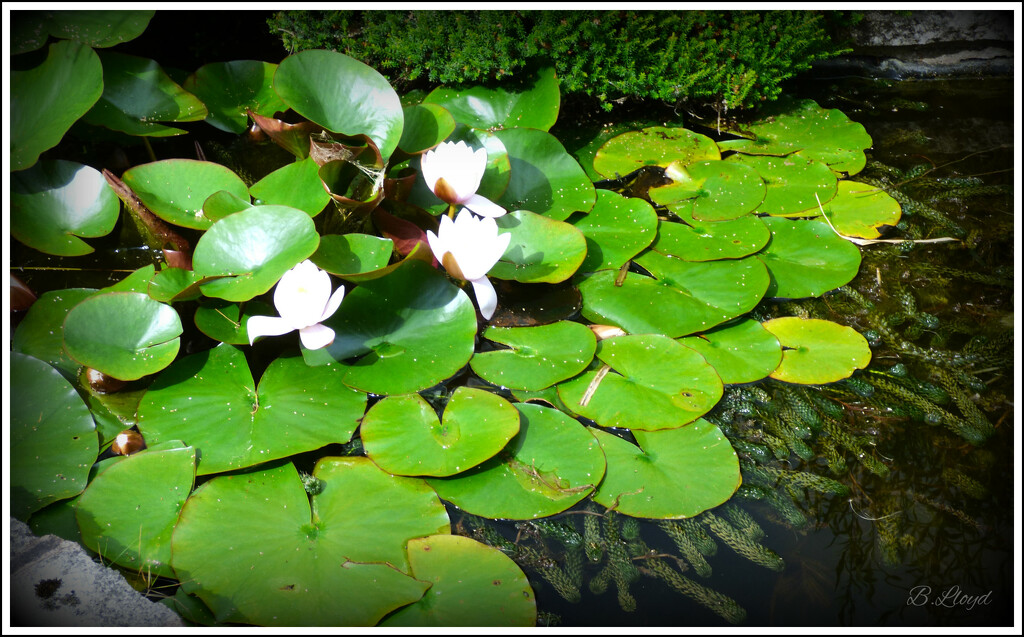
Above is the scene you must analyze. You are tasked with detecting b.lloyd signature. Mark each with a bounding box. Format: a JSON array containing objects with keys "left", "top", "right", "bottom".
[{"left": 907, "top": 585, "right": 994, "bottom": 611}]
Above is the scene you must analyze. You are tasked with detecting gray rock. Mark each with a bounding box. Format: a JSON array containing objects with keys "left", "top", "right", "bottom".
[{"left": 9, "top": 517, "right": 185, "bottom": 627}]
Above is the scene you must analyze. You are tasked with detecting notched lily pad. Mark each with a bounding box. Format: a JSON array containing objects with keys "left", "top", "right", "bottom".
[
  {"left": 493, "top": 127, "right": 595, "bottom": 221},
  {"left": 310, "top": 233, "right": 395, "bottom": 281},
  {"left": 763, "top": 317, "right": 872, "bottom": 384},
  {"left": 649, "top": 160, "right": 765, "bottom": 222},
  {"left": 490, "top": 210, "right": 588, "bottom": 284},
  {"left": 423, "top": 66, "right": 560, "bottom": 132},
  {"left": 249, "top": 156, "right": 331, "bottom": 217},
  {"left": 570, "top": 189, "right": 658, "bottom": 272},
  {"left": 757, "top": 217, "right": 862, "bottom": 299},
  {"left": 594, "top": 126, "right": 720, "bottom": 179},
  {"left": 650, "top": 217, "right": 770, "bottom": 262},
  {"left": 471, "top": 321, "right": 597, "bottom": 391},
  {"left": 815, "top": 180, "right": 902, "bottom": 239},
  {"left": 678, "top": 318, "right": 783, "bottom": 385},
  {"left": 726, "top": 153, "right": 837, "bottom": 217},
  {"left": 122, "top": 159, "right": 250, "bottom": 230},
  {"left": 183, "top": 60, "right": 288, "bottom": 134}
]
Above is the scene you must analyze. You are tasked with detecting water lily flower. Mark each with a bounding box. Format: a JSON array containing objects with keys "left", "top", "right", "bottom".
[
  {"left": 426, "top": 209, "right": 512, "bottom": 320},
  {"left": 420, "top": 140, "right": 506, "bottom": 218},
  {"left": 246, "top": 260, "right": 345, "bottom": 350}
]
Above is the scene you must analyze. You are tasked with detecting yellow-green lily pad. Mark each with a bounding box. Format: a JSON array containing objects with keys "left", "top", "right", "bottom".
[{"left": 763, "top": 317, "right": 872, "bottom": 384}]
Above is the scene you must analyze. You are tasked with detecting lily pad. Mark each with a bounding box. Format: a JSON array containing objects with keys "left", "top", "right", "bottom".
[
  {"left": 382, "top": 535, "right": 537, "bottom": 627},
  {"left": 170, "top": 460, "right": 439, "bottom": 626},
  {"left": 593, "top": 126, "right": 720, "bottom": 180},
  {"left": 10, "top": 353, "right": 98, "bottom": 521},
  {"left": 249, "top": 156, "right": 331, "bottom": 217},
  {"left": 725, "top": 154, "right": 837, "bottom": 217},
  {"left": 310, "top": 234, "right": 395, "bottom": 280},
  {"left": 274, "top": 49, "right": 404, "bottom": 161},
  {"left": 570, "top": 189, "right": 658, "bottom": 272},
  {"left": 192, "top": 205, "right": 320, "bottom": 302},
  {"left": 398, "top": 103, "right": 457, "bottom": 154},
  {"left": 757, "top": 217, "right": 862, "bottom": 299},
  {"left": 122, "top": 159, "right": 250, "bottom": 230},
  {"left": 83, "top": 50, "right": 207, "bottom": 137},
  {"left": 12, "top": 10, "right": 153, "bottom": 52},
  {"left": 183, "top": 60, "right": 288, "bottom": 134},
  {"left": 148, "top": 267, "right": 207, "bottom": 303},
  {"left": 678, "top": 318, "right": 783, "bottom": 384},
  {"left": 490, "top": 210, "right": 588, "bottom": 284},
  {"left": 423, "top": 66, "right": 560, "bottom": 132},
  {"left": 12, "top": 287, "right": 97, "bottom": 380},
  {"left": 11, "top": 40, "right": 103, "bottom": 171},
  {"left": 763, "top": 317, "right": 872, "bottom": 384},
  {"left": 75, "top": 443, "right": 195, "bottom": 577},
  {"left": 816, "top": 180, "right": 902, "bottom": 239},
  {"left": 590, "top": 419, "right": 741, "bottom": 519},
  {"left": 426, "top": 402, "right": 605, "bottom": 520},
  {"left": 650, "top": 217, "right": 770, "bottom": 262},
  {"left": 193, "top": 298, "right": 275, "bottom": 345},
  {"left": 12, "top": 160, "right": 119, "bottom": 256},
  {"left": 471, "top": 322, "right": 597, "bottom": 391},
  {"left": 649, "top": 160, "right": 765, "bottom": 222},
  {"left": 62, "top": 291, "right": 182, "bottom": 381},
  {"left": 202, "top": 189, "right": 253, "bottom": 222},
  {"left": 361, "top": 387, "right": 521, "bottom": 477},
  {"left": 303, "top": 260, "right": 478, "bottom": 395},
  {"left": 557, "top": 334, "right": 724, "bottom": 430},
  {"left": 138, "top": 344, "right": 366, "bottom": 475},
  {"left": 493, "top": 127, "right": 596, "bottom": 221}
]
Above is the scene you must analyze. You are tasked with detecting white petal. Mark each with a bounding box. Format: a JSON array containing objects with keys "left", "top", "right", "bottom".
[
  {"left": 319, "top": 285, "right": 346, "bottom": 322},
  {"left": 420, "top": 148, "right": 442, "bottom": 192},
  {"left": 275, "top": 260, "right": 332, "bottom": 328},
  {"left": 463, "top": 194, "right": 507, "bottom": 218},
  {"left": 299, "top": 323, "right": 336, "bottom": 350},
  {"left": 246, "top": 315, "right": 296, "bottom": 345},
  {"left": 470, "top": 276, "right": 499, "bottom": 320}
]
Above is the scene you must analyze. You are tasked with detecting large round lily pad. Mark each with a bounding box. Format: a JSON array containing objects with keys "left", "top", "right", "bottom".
[
  {"left": 361, "top": 387, "right": 521, "bottom": 477},
  {"left": 381, "top": 534, "right": 537, "bottom": 627},
  {"left": 591, "top": 419, "right": 741, "bottom": 518},
  {"left": 650, "top": 216, "right": 770, "bottom": 262},
  {"left": 426, "top": 402, "right": 605, "bottom": 520},
  {"left": 593, "top": 126, "right": 720, "bottom": 179},
  {"left": 75, "top": 443, "right": 195, "bottom": 578},
  {"left": 12, "top": 287, "right": 97, "bottom": 380},
  {"left": 12, "top": 159, "right": 119, "bottom": 256},
  {"left": 183, "top": 60, "right": 288, "bottom": 134},
  {"left": 138, "top": 344, "right": 366, "bottom": 475},
  {"left": 63, "top": 291, "right": 182, "bottom": 381},
  {"left": 490, "top": 210, "right": 588, "bottom": 284},
  {"left": 757, "top": 217, "right": 863, "bottom": 299},
  {"left": 122, "top": 159, "right": 250, "bottom": 231},
  {"left": 310, "top": 233, "right": 395, "bottom": 280},
  {"left": 471, "top": 321, "right": 597, "bottom": 391},
  {"left": 398, "top": 103, "right": 457, "bottom": 154},
  {"left": 303, "top": 260, "right": 478, "bottom": 395},
  {"left": 557, "top": 334, "right": 724, "bottom": 430},
  {"left": 763, "top": 317, "right": 872, "bottom": 384},
  {"left": 423, "top": 66, "right": 560, "bottom": 132},
  {"left": 570, "top": 189, "right": 658, "bottom": 272},
  {"left": 678, "top": 318, "right": 783, "bottom": 385},
  {"left": 171, "top": 459, "right": 443, "bottom": 626},
  {"left": 192, "top": 205, "right": 320, "bottom": 302},
  {"left": 10, "top": 353, "right": 98, "bottom": 521},
  {"left": 249, "top": 156, "right": 331, "bottom": 217},
  {"left": 649, "top": 160, "right": 765, "bottom": 222}
]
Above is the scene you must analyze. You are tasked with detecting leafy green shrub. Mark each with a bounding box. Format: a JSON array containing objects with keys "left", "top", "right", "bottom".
[{"left": 268, "top": 10, "right": 850, "bottom": 111}]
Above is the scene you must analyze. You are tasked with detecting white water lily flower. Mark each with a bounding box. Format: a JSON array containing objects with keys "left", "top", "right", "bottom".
[
  {"left": 426, "top": 209, "right": 512, "bottom": 320},
  {"left": 420, "top": 140, "right": 506, "bottom": 218},
  {"left": 246, "top": 260, "right": 345, "bottom": 350}
]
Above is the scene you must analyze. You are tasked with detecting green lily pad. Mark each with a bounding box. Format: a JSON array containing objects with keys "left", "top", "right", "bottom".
[
  {"left": 719, "top": 98, "right": 873, "bottom": 176},
  {"left": 170, "top": 460, "right": 440, "bottom": 626},
  {"left": 557, "top": 334, "right": 724, "bottom": 430},
  {"left": 138, "top": 344, "right": 366, "bottom": 475},
  {"left": 274, "top": 50, "right": 404, "bottom": 161},
  {"left": 490, "top": 210, "right": 587, "bottom": 284},
  {"left": 758, "top": 217, "right": 863, "bottom": 299},
  {"left": 303, "top": 260, "right": 478, "bottom": 395},
  {"left": 817, "top": 180, "right": 902, "bottom": 239},
  {"left": 75, "top": 443, "right": 195, "bottom": 577},
  {"left": 147, "top": 267, "right": 207, "bottom": 303},
  {"left": 493, "top": 127, "right": 596, "bottom": 221},
  {"left": 12, "top": 10, "right": 153, "bottom": 52},
  {"left": 11, "top": 160, "right": 119, "bottom": 256},
  {"left": 361, "top": 387, "right": 521, "bottom": 477},
  {"left": 426, "top": 402, "right": 605, "bottom": 520},
  {"left": 382, "top": 534, "right": 537, "bottom": 627},
  {"left": 193, "top": 298, "right": 275, "bottom": 345},
  {"left": 423, "top": 66, "right": 560, "bottom": 132},
  {"left": 249, "top": 156, "right": 331, "bottom": 217},
  {"left": 83, "top": 50, "right": 207, "bottom": 137},
  {"left": 12, "top": 287, "right": 96, "bottom": 380},
  {"left": 183, "top": 60, "right": 288, "bottom": 134},
  {"left": 63, "top": 291, "right": 182, "bottom": 381},
  {"left": 192, "top": 205, "right": 320, "bottom": 302},
  {"left": 570, "top": 189, "right": 658, "bottom": 272},
  {"left": 398, "top": 103, "right": 457, "bottom": 154},
  {"left": 103, "top": 264, "right": 157, "bottom": 295},
  {"left": 591, "top": 419, "right": 741, "bottom": 518},
  {"left": 650, "top": 216, "right": 770, "bottom": 262},
  {"left": 121, "top": 159, "right": 250, "bottom": 231},
  {"left": 593, "top": 126, "right": 720, "bottom": 180},
  {"left": 649, "top": 160, "right": 765, "bottom": 222},
  {"left": 678, "top": 318, "right": 783, "bottom": 384},
  {"left": 11, "top": 40, "right": 103, "bottom": 171},
  {"left": 763, "top": 317, "right": 872, "bottom": 384},
  {"left": 310, "top": 233, "right": 395, "bottom": 280},
  {"left": 580, "top": 253, "right": 770, "bottom": 338},
  {"left": 202, "top": 189, "right": 253, "bottom": 222},
  {"left": 10, "top": 353, "right": 98, "bottom": 521},
  {"left": 726, "top": 154, "right": 838, "bottom": 217},
  {"left": 471, "top": 322, "right": 597, "bottom": 391}
]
